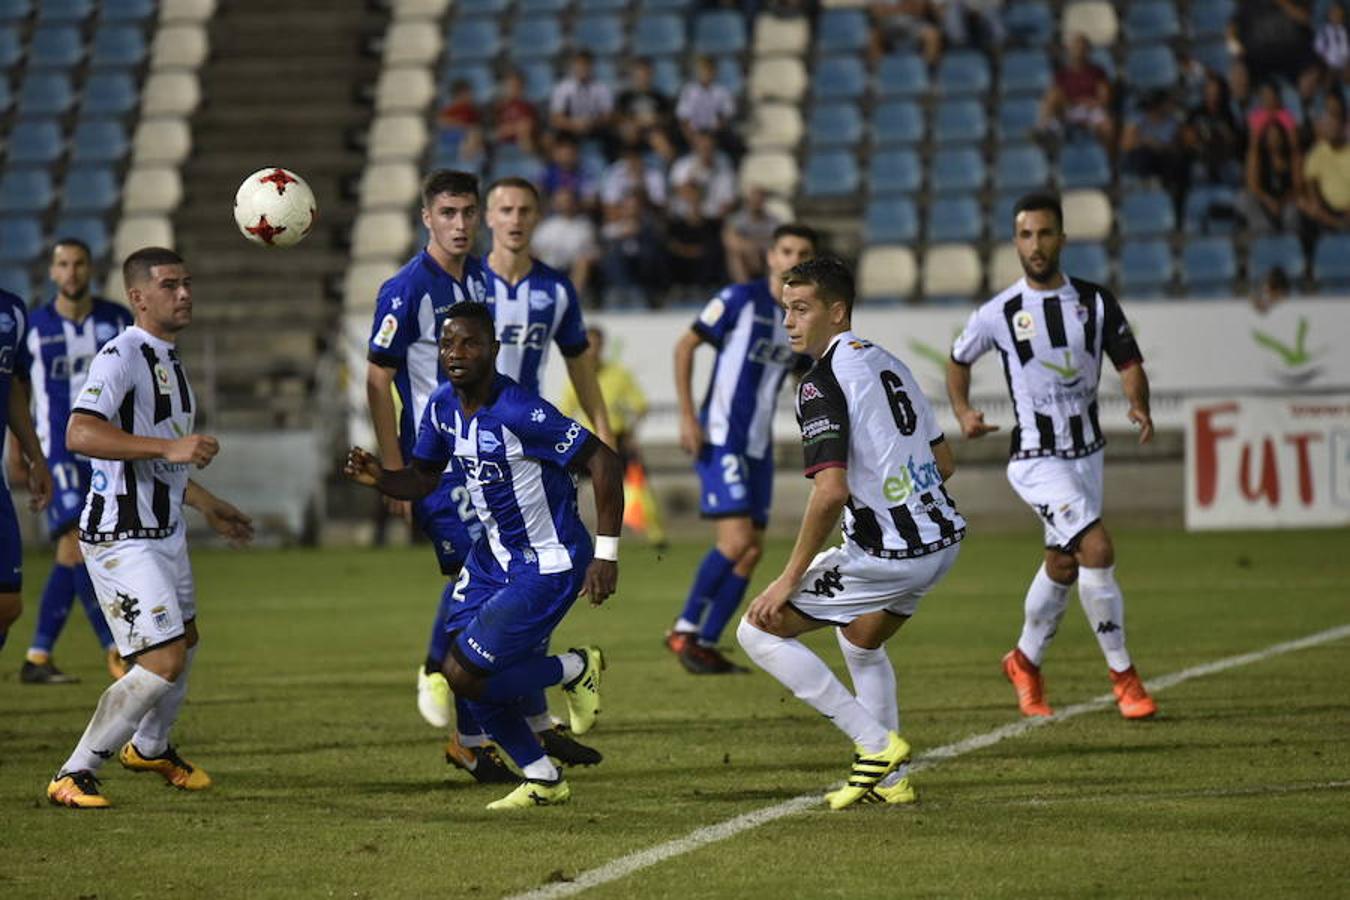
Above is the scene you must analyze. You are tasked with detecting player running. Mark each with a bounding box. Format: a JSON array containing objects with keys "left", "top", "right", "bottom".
[
  {"left": 737, "top": 257, "right": 964, "bottom": 809},
  {"left": 346, "top": 301, "right": 623, "bottom": 810},
  {"left": 46, "top": 247, "right": 254, "bottom": 809},
  {"left": 946, "top": 192, "right": 1157, "bottom": 720},
  {"left": 7, "top": 239, "right": 132, "bottom": 684}
]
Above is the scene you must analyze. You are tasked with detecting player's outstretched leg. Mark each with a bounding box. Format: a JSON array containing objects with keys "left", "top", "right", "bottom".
[
  {"left": 21, "top": 563, "right": 80, "bottom": 685},
  {"left": 120, "top": 646, "right": 210, "bottom": 790},
  {"left": 467, "top": 700, "right": 571, "bottom": 811},
  {"left": 834, "top": 631, "right": 915, "bottom": 805},
  {"left": 1004, "top": 563, "right": 1068, "bottom": 717},
  {"left": 680, "top": 568, "right": 752, "bottom": 675},
  {"left": 1078, "top": 565, "right": 1157, "bottom": 719},
  {"left": 668, "top": 549, "right": 735, "bottom": 654}
]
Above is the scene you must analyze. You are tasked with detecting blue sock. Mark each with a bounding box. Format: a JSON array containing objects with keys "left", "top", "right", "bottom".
[
  {"left": 425, "top": 582, "right": 456, "bottom": 670},
  {"left": 520, "top": 689, "right": 549, "bottom": 720},
  {"left": 466, "top": 699, "right": 546, "bottom": 769},
  {"left": 479, "top": 655, "right": 565, "bottom": 703},
  {"left": 678, "top": 549, "right": 735, "bottom": 628},
  {"left": 30, "top": 564, "right": 76, "bottom": 655},
  {"left": 73, "top": 564, "right": 115, "bottom": 650},
  {"left": 454, "top": 694, "right": 486, "bottom": 739},
  {"left": 699, "top": 571, "right": 750, "bottom": 645}
]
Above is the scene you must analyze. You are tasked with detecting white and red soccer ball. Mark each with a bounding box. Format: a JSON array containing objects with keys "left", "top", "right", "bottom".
[{"left": 233, "top": 167, "right": 317, "bottom": 248}]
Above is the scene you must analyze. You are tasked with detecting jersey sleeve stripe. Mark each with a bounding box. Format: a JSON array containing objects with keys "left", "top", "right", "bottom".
[
  {"left": 804, "top": 460, "right": 846, "bottom": 477},
  {"left": 71, "top": 408, "right": 108, "bottom": 420}
]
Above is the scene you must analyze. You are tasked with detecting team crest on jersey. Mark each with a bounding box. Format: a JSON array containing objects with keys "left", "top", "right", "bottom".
[
  {"left": 800, "top": 382, "right": 824, "bottom": 401},
  {"left": 153, "top": 363, "right": 173, "bottom": 395},
  {"left": 528, "top": 290, "right": 553, "bottom": 311},
  {"left": 95, "top": 322, "right": 118, "bottom": 342},
  {"left": 151, "top": 605, "right": 171, "bottom": 632},
  {"left": 373, "top": 313, "right": 398, "bottom": 348},
  {"left": 1074, "top": 302, "right": 1089, "bottom": 322},
  {"left": 1013, "top": 310, "right": 1036, "bottom": 341},
  {"left": 478, "top": 430, "right": 501, "bottom": 453}
]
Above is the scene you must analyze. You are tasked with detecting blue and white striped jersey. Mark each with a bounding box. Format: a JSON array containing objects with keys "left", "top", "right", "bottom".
[
  {"left": 367, "top": 250, "right": 488, "bottom": 460},
  {"left": 412, "top": 374, "right": 595, "bottom": 577},
  {"left": 481, "top": 259, "right": 589, "bottom": 394},
  {"left": 692, "top": 279, "right": 808, "bottom": 460},
  {"left": 19, "top": 298, "right": 133, "bottom": 464},
  {"left": 0, "top": 290, "right": 27, "bottom": 441}
]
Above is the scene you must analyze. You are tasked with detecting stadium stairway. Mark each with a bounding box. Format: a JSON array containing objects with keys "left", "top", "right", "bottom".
[{"left": 170, "top": 0, "right": 386, "bottom": 430}]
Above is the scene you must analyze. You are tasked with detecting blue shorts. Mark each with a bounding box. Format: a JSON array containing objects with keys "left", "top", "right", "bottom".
[
  {"left": 46, "top": 458, "right": 90, "bottom": 538},
  {"left": 448, "top": 559, "right": 588, "bottom": 675},
  {"left": 695, "top": 444, "right": 774, "bottom": 527},
  {"left": 0, "top": 487, "right": 22, "bottom": 593},
  {"left": 414, "top": 470, "right": 483, "bottom": 575}
]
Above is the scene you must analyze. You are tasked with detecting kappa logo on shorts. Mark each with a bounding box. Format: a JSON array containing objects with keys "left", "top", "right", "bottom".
[
  {"left": 1035, "top": 503, "right": 1055, "bottom": 526},
  {"left": 800, "top": 566, "right": 845, "bottom": 599}
]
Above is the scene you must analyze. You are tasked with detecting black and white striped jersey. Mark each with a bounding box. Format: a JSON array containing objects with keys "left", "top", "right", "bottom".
[
  {"left": 71, "top": 326, "right": 195, "bottom": 543},
  {"left": 951, "top": 276, "right": 1142, "bottom": 461},
  {"left": 796, "top": 331, "right": 965, "bottom": 560}
]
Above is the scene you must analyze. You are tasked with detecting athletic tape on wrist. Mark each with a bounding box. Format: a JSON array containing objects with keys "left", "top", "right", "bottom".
[{"left": 594, "top": 535, "right": 619, "bottom": 561}]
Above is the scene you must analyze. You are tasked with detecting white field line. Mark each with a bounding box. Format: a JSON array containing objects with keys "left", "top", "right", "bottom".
[{"left": 506, "top": 623, "right": 1350, "bottom": 900}]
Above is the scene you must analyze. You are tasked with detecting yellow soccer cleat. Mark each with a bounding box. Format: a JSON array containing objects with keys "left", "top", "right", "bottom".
[
  {"left": 119, "top": 743, "right": 212, "bottom": 791},
  {"left": 826, "top": 732, "right": 911, "bottom": 810},
  {"left": 561, "top": 647, "right": 604, "bottom": 735},
  {"left": 828, "top": 776, "right": 919, "bottom": 807},
  {"left": 47, "top": 771, "right": 111, "bottom": 809},
  {"left": 485, "top": 778, "right": 572, "bottom": 810},
  {"left": 416, "top": 666, "right": 452, "bottom": 728}
]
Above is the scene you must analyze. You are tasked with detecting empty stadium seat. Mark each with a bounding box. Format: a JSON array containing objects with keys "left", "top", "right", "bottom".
[
  {"left": 509, "top": 18, "right": 564, "bottom": 61},
  {"left": 930, "top": 148, "right": 985, "bottom": 193},
  {"left": 754, "top": 14, "right": 808, "bottom": 56},
  {"left": 714, "top": 56, "right": 743, "bottom": 95},
  {"left": 933, "top": 99, "right": 987, "bottom": 145},
  {"left": 159, "top": 0, "right": 218, "bottom": 23},
  {"left": 352, "top": 211, "right": 415, "bottom": 260},
  {"left": 141, "top": 71, "right": 202, "bottom": 116},
  {"left": 927, "top": 197, "right": 982, "bottom": 242},
  {"left": 871, "top": 101, "right": 924, "bottom": 146},
  {"left": 1313, "top": 234, "right": 1350, "bottom": 289},
  {"left": 573, "top": 15, "right": 624, "bottom": 56},
  {"left": 1119, "top": 189, "right": 1175, "bottom": 237},
  {"left": 1000, "top": 50, "right": 1051, "bottom": 97},
  {"left": 61, "top": 165, "right": 120, "bottom": 213},
  {"left": 132, "top": 118, "right": 192, "bottom": 165},
  {"left": 937, "top": 51, "right": 991, "bottom": 96},
  {"left": 444, "top": 19, "right": 499, "bottom": 62},
  {"left": 816, "top": 8, "right": 868, "bottom": 55},
  {"left": 991, "top": 191, "right": 1022, "bottom": 237},
  {"left": 151, "top": 23, "right": 210, "bottom": 68},
  {"left": 859, "top": 245, "right": 917, "bottom": 301},
  {"left": 750, "top": 56, "right": 807, "bottom": 102},
  {"left": 1249, "top": 234, "right": 1306, "bottom": 282},
  {"left": 30, "top": 26, "right": 86, "bottom": 69},
  {"left": 0, "top": 220, "right": 43, "bottom": 264},
  {"left": 112, "top": 215, "right": 173, "bottom": 262},
  {"left": 82, "top": 72, "right": 139, "bottom": 116},
  {"left": 1124, "top": 1, "right": 1180, "bottom": 43},
  {"left": 376, "top": 67, "right": 435, "bottom": 114},
  {"left": 1189, "top": 0, "right": 1234, "bottom": 39},
  {"left": 0, "top": 266, "right": 30, "bottom": 297},
  {"left": 869, "top": 148, "right": 922, "bottom": 195},
  {"left": 0, "top": 0, "right": 32, "bottom": 23},
  {"left": 998, "top": 96, "right": 1040, "bottom": 142},
  {"left": 865, "top": 197, "right": 919, "bottom": 244},
  {"left": 1062, "top": 1, "right": 1118, "bottom": 46},
  {"left": 1184, "top": 184, "right": 1239, "bottom": 235},
  {"left": 642, "top": 0, "right": 694, "bottom": 10},
  {"left": 359, "top": 162, "right": 420, "bottom": 210},
  {"left": 738, "top": 151, "right": 798, "bottom": 195},
  {"left": 747, "top": 103, "right": 802, "bottom": 149},
  {"left": 0, "top": 30, "right": 20, "bottom": 68},
  {"left": 631, "top": 14, "right": 685, "bottom": 56},
  {"left": 0, "top": 79, "right": 13, "bottom": 116},
  {"left": 1181, "top": 238, "right": 1237, "bottom": 296},
  {"left": 0, "top": 169, "right": 55, "bottom": 213},
  {"left": 52, "top": 216, "right": 111, "bottom": 259},
  {"left": 923, "top": 244, "right": 981, "bottom": 299},
  {"left": 1003, "top": 1, "right": 1052, "bottom": 44},
  {"left": 1059, "top": 141, "right": 1110, "bottom": 189},
  {"left": 102, "top": 0, "right": 156, "bottom": 22},
  {"left": 1118, "top": 240, "right": 1173, "bottom": 297},
  {"left": 813, "top": 56, "right": 866, "bottom": 101},
  {"left": 995, "top": 144, "right": 1050, "bottom": 193},
  {"left": 455, "top": 0, "right": 510, "bottom": 15},
  {"left": 1062, "top": 188, "right": 1112, "bottom": 239},
  {"left": 368, "top": 114, "right": 429, "bottom": 162},
  {"left": 518, "top": 60, "right": 555, "bottom": 104},
  {"left": 1062, "top": 242, "right": 1110, "bottom": 284},
  {"left": 876, "top": 53, "right": 928, "bottom": 99},
  {"left": 694, "top": 10, "right": 746, "bottom": 55},
  {"left": 1124, "top": 45, "right": 1178, "bottom": 93},
  {"left": 344, "top": 261, "right": 401, "bottom": 313},
  {"left": 71, "top": 119, "right": 130, "bottom": 164},
  {"left": 1192, "top": 41, "right": 1232, "bottom": 77},
  {"left": 808, "top": 104, "right": 863, "bottom": 149},
  {"left": 19, "top": 73, "right": 76, "bottom": 117},
  {"left": 520, "top": 0, "right": 569, "bottom": 12},
  {"left": 6, "top": 120, "right": 65, "bottom": 166},
  {"left": 990, "top": 244, "right": 1022, "bottom": 287},
  {"left": 91, "top": 25, "right": 149, "bottom": 68},
  {"left": 802, "top": 150, "right": 860, "bottom": 199}
]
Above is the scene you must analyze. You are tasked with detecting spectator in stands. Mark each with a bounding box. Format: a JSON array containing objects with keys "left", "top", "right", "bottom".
[
  {"left": 676, "top": 56, "right": 737, "bottom": 152},
  {"left": 937, "top": 0, "right": 1005, "bottom": 56},
  {"left": 1122, "top": 89, "right": 1190, "bottom": 210},
  {"left": 722, "top": 185, "right": 783, "bottom": 283},
  {"left": 868, "top": 1, "right": 942, "bottom": 68},
  {"left": 600, "top": 195, "right": 666, "bottom": 308},
  {"left": 1300, "top": 93, "right": 1350, "bottom": 231},
  {"left": 533, "top": 187, "right": 600, "bottom": 298},
  {"left": 669, "top": 130, "right": 737, "bottom": 225},
  {"left": 1039, "top": 33, "right": 1115, "bottom": 151},
  {"left": 1230, "top": 0, "right": 1318, "bottom": 93},
  {"left": 541, "top": 134, "right": 598, "bottom": 209},
  {"left": 436, "top": 79, "right": 484, "bottom": 165},
  {"left": 601, "top": 141, "right": 667, "bottom": 214},
  {"left": 617, "top": 58, "right": 673, "bottom": 139},
  {"left": 1315, "top": 2, "right": 1350, "bottom": 88},
  {"left": 1240, "top": 119, "right": 1305, "bottom": 233},
  {"left": 1183, "top": 72, "right": 1246, "bottom": 186},
  {"left": 1248, "top": 81, "right": 1299, "bottom": 142},
  {"left": 492, "top": 69, "right": 539, "bottom": 155},
  {"left": 666, "top": 182, "right": 726, "bottom": 295},
  {"left": 550, "top": 50, "right": 614, "bottom": 144}
]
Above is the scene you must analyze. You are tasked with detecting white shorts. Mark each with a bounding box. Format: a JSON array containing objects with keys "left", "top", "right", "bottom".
[
  {"left": 787, "top": 540, "right": 961, "bottom": 625},
  {"left": 1006, "top": 452, "right": 1104, "bottom": 551},
  {"left": 80, "top": 524, "right": 196, "bottom": 658}
]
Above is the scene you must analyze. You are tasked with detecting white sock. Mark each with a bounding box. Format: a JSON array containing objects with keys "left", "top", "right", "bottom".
[
  {"left": 522, "top": 756, "right": 560, "bottom": 782},
  {"left": 60, "top": 666, "right": 174, "bottom": 775},
  {"left": 558, "top": 651, "right": 585, "bottom": 683},
  {"left": 526, "top": 713, "right": 554, "bottom": 733},
  {"left": 835, "top": 630, "right": 899, "bottom": 733},
  {"left": 1017, "top": 563, "right": 1072, "bottom": 666},
  {"left": 673, "top": 618, "right": 698, "bottom": 633},
  {"left": 1078, "top": 565, "right": 1132, "bottom": 671},
  {"left": 456, "top": 731, "right": 488, "bottom": 749},
  {"left": 130, "top": 646, "right": 196, "bottom": 758},
  {"left": 737, "top": 618, "right": 891, "bottom": 753}
]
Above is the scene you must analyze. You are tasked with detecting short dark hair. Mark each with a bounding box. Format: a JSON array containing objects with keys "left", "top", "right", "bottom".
[
  {"left": 443, "top": 301, "right": 496, "bottom": 338},
  {"left": 122, "top": 247, "right": 184, "bottom": 288},
  {"left": 772, "top": 222, "right": 819, "bottom": 251},
  {"left": 782, "top": 256, "right": 855, "bottom": 317},
  {"left": 486, "top": 176, "right": 541, "bottom": 206},
  {"left": 52, "top": 237, "right": 92, "bottom": 262},
  {"left": 1012, "top": 192, "right": 1064, "bottom": 231},
  {"left": 421, "top": 169, "right": 480, "bottom": 208}
]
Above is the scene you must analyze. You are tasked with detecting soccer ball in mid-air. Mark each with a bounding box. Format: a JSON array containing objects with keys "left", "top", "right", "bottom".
[{"left": 233, "top": 167, "right": 317, "bottom": 248}]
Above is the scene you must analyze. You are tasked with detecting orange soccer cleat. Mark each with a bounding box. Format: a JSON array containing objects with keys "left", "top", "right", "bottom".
[
  {"left": 1002, "top": 648, "right": 1053, "bottom": 717},
  {"left": 1110, "top": 666, "right": 1158, "bottom": 719}
]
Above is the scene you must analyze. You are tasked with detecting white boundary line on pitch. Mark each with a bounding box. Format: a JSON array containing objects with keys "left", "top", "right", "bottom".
[{"left": 506, "top": 623, "right": 1350, "bottom": 900}]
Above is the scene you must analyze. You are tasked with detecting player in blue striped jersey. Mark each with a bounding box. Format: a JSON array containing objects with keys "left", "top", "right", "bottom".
[
  {"left": 667, "top": 224, "right": 817, "bottom": 674},
  {"left": 346, "top": 301, "right": 623, "bottom": 810},
  {"left": 6, "top": 240, "right": 131, "bottom": 684}
]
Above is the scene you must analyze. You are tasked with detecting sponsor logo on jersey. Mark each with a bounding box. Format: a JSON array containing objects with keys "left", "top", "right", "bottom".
[
  {"left": 801, "top": 415, "right": 841, "bottom": 444},
  {"left": 466, "top": 458, "right": 504, "bottom": 484},
  {"left": 467, "top": 636, "right": 497, "bottom": 663},
  {"left": 698, "top": 296, "right": 726, "bottom": 327},
  {"left": 79, "top": 380, "right": 105, "bottom": 403},
  {"left": 91, "top": 470, "right": 108, "bottom": 491},
  {"left": 478, "top": 430, "right": 501, "bottom": 453},
  {"left": 499, "top": 322, "right": 548, "bottom": 349},
  {"left": 154, "top": 363, "right": 173, "bottom": 395},
  {"left": 554, "top": 420, "right": 584, "bottom": 454},
  {"left": 373, "top": 313, "right": 398, "bottom": 348},
  {"left": 882, "top": 455, "right": 943, "bottom": 504},
  {"left": 1013, "top": 310, "right": 1036, "bottom": 341},
  {"left": 528, "top": 290, "right": 553, "bottom": 311}
]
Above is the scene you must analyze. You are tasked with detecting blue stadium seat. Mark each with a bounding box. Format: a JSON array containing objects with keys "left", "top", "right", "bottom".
[
  {"left": 1125, "top": 1, "right": 1181, "bottom": 43},
  {"left": 446, "top": 20, "right": 501, "bottom": 62},
  {"left": 70, "top": 119, "right": 129, "bottom": 164},
  {"left": 91, "top": 25, "right": 148, "bottom": 68},
  {"left": 651, "top": 58, "right": 680, "bottom": 95},
  {"left": 0, "top": 30, "right": 21, "bottom": 68},
  {"left": 876, "top": 53, "right": 928, "bottom": 99},
  {"left": 0, "top": 79, "right": 12, "bottom": 115},
  {"left": 579, "top": 0, "right": 626, "bottom": 10},
  {"left": 1000, "top": 50, "right": 1051, "bottom": 97},
  {"left": 518, "top": 61, "right": 556, "bottom": 105},
  {"left": 802, "top": 150, "right": 860, "bottom": 199},
  {"left": 868, "top": 148, "right": 922, "bottom": 195},
  {"left": 53, "top": 216, "right": 111, "bottom": 260},
  {"left": 1249, "top": 234, "right": 1306, "bottom": 282},
  {"left": 927, "top": 196, "right": 982, "bottom": 243},
  {"left": 995, "top": 144, "right": 1049, "bottom": 193},
  {"left": 0, "top": 266, "right": 30, "bottom": 297},
  {"left": 937, "top": 51, "right": 991, "bottom": 96},
  {"left": 60, "top": 166, "right": 119, "bottom": 214},
  {"left": 573, "top": 15, "right": 625, "bottom": 56},
  {"left": 29, "top": 25, "right": 86, "bottom": 69},
  {"left": 455, "top": 0, "right": 510, "bottom": 16},
  {"left": 714, "top": 56, "right": 743, "bottom": 95},
  {"left": 37, "top": 0, "right": 92, "bottom": 22},
  {"left": 813, "top": 56, "right": 866, "bottom": 101},
  {"left": 590, "top": 57, "right": 619, "bottom": 89},
  {"left": 1124, "top": 45, "right": 1178, "bottom": 93},
  {"left": 520, "top": 0, "right": 569, "bottom": 12},
  {"left": 1181, "top": 238, "right": 1237, "bottom": 296},
  {"left": 998, "top": 96, "right": 1040, "bottom": 142},
  {"left": 0, "top": 0, "right": 33, "bottom": 23},
  {"left": 101, "top": 0, "right": 156, "bottom": 22},
  {"left": 631, "top": 14, "right": 685, "bottom": 56},
  {"left": 808, "top": 103, "right": 864, "bottom": 149},
  {"left": 1191, "top": 40, "right": 1232, "bottom": 74},
  {"left": 816, "top": 9, "right": 868, "bottom": 55},
  {"left": 1189, "top": 0, "right": 1234, "bottom": 39},
  {"left": 1059, "top": 141, "right": 1110, "bottom": 189},
  {"left": 642, "top": 0, "right": 694, "bottom": 9},
  {"left": 6, "top": 119, "right": 65, "bottom": 165},
  {"left": 1119, "top": 240, "right": 1174, "bottom": 297},
  {"left": 865, "top": 198, "right": 919, "bottom": 244},
  {"left": 441, "top": 63, "right": 494, "bottom": 105},
  {"left": 1184, "top": 184, "right": 1239, "bottom": 235},
  {"left": 1119, "top": 188, "right": 1175, "bottom": 237},
  {"left": 992, "top": 191, "right": 1021, "bottom": 237},
  {"left": 1062, "top": 243, "right": 1111, "bottom": 284},
  {"left": 81, "top": 71, "right": 139, "bottom": 116},
  {"left": 1003, "top": 1, "right": 1052, "bottom": 45},
  {"left": 694, "top": 10, "right": 746, "bottom": 55},
  {"left": 0, "top": 220, "right": 43, "bottom": 264},
  {"left": 19, "top": 73, "right": 77, "bottom": 117},
  {"left": 933, "top": 99, "right": 987, "bottom": 145},
  {"left": 930, "top": 148, "right": 985, "bottom": 193},
  {"left": 871, "top": 101, "right": 924, "bottom": 146},
  {"left": 510, "top": 18, "right": 564, "bottom": 61},
  {"left": 1313, "top": 234, "right": 1350, "bottom": 289},
  {"left": 0, "top": 170, "right": 55, "bottom": 214}
]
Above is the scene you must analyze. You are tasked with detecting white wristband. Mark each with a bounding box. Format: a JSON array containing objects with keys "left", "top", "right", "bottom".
[{"left": 594, "top": 535, "right": 619, "bottom": 562}]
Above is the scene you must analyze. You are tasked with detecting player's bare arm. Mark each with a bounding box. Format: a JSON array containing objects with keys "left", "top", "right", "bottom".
[
  {"left": 933, "top": 438, "right": 956, "bottom": 481},
  {"left": 1119, "top": 363, "right": 1154, "bottom": 445},
  {"left": 7, "top": 379, "right": 52, "bottom": 512},
  {"left": 575, "top": 438, "right": 624, "bottom": 606},
  {"left": 185, "top": 480, "right": 254, "bottom": 547},
  {"left": 343, "top": 446, "right": 442, "bottom": 500},
  {"left": 747, "top": 465, "right": 850, "bottom": 633},
  {"left": 365, "top": 361, "right": 412, "bottom": 520},
  {"left": 67, "top": 411, "right": 219, "bottom": 468},
  {"left": 945, "top": 358, "right": 999, "bottom": 439},
  {"left": 564, "top": 351, "right": 616, "bottom": 449},
  {"left": 673, "top": 329, "right": 705, "bottom": 455}
]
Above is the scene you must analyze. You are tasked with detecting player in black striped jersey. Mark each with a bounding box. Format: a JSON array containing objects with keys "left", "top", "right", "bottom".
[
  {"left": 946, "top": 192, "right": 1157, "bottom": 721},
  {"left": 736, "top": 257, "right": 963, "bottom": 809}
]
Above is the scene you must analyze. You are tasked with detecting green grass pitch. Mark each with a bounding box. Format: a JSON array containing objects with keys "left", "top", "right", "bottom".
[{"left": 2, "top": 528, "right": 1348, "bottom": 898}]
